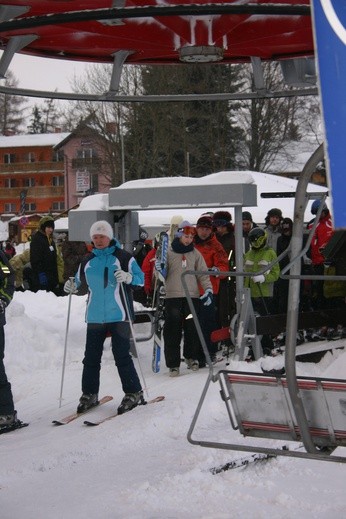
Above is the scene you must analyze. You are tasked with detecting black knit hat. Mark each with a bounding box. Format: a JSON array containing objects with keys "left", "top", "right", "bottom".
[
  {"left": 242, "top": 211, "right": 253, "bottom": 222},
  {"left": 267, "top": 208, "right": 282, "bottom": 218},
  {"left": 212, "top": 211, "right": 232, "bottom": 226},
  {"left": 197, "top": 216, "right": 213, "bottom": 228}
]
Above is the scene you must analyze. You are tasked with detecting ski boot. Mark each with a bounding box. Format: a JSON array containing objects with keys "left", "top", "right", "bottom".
[
  {"left": 0, "top": 412, "right": 16, "bottom": 427},
  {"left": 77, "top": 393, "right": 99, "bottom": 413},
  {"left": 0, "top": 411, "right": 28, "bottom": 434},
  {"left": 117, "top": 391, "right": 144, "bottom": 415}
]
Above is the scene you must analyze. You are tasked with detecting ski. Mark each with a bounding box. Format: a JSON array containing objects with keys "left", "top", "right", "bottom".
[
  {"left": 152, "top": 231, "right": 169, "bottom": 373},
  {"left": 156, "top": 231, "right": 169, "bottom": 283},
  {"left": 0, "top": 420, "right": 29, "bottom": 435},
  {"left": 52, "top": 395, "right": 113, "bottom": 425},
  {"left": 83, "top": 395, "right": 165, "bottom": 426},
  {"left": 152, "top": 285, "right": 165, "bottom": 372},
  {"left": 210, "top": 443, "right": 304, "bottom": 473},
  {"left": 273, "top": 339, "right": 345, "bottom": 357},
  {"left": 210, "top": 452, "right": 276, "bottom": 474}
]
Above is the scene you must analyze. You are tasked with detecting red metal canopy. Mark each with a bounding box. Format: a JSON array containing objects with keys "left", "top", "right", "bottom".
[{"left": 0, "top": 1, "right": 313, "bottom": 65}]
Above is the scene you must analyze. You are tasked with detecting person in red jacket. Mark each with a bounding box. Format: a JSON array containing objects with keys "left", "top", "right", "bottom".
[
  {"left": 141, "top": 234, "right": 160, "bottom": 306},
  {"left": 307, "top": 200, "right": 334, "bottom": 309},
  {"left": 194, "top": 215, "right": 229, "bottom": 365}
]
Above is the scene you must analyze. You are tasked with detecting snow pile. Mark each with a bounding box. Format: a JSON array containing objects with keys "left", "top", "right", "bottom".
[{"left": 0, "top": 291, "right": 345, "bottom": 518}]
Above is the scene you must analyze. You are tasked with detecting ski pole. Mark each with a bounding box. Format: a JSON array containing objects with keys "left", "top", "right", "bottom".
[
  {"left": 59, "top": 277, "right": 74, "bottom": 408},
  {"left": 119, "top": 281, "right": 149, "bottom": 399}
]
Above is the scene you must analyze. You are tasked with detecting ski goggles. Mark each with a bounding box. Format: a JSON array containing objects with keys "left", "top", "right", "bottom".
[
  {"left": 212, "top": 219, "right": 229, "bottom": 227},
  {"left": 179, "top": 226, "right": 196, "bottom": 236}
]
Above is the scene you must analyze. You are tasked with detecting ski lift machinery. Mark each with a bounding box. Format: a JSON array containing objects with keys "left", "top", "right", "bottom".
[{"left": 0, "top": 1, "right": 345, "bottom": 463}]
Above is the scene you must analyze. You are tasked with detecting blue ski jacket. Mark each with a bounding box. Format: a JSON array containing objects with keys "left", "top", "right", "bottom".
[{"left": 75, "top": 239, "right": 144, "bottom": 324}]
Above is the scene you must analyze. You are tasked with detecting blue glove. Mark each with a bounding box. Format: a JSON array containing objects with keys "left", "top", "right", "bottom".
[
  {"left": 0, "top": 299, "right": 6, "bottom": 313},
  {"left": 200, "top": 289, "right": 213, "bottom": 306},
  {"left": 38, "top": 272, "right": 48, "bottom": 287}
]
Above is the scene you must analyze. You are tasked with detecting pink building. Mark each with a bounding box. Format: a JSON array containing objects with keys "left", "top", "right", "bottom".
[{"left": 55, "top": 123, "right": 113, "bottom": 211}]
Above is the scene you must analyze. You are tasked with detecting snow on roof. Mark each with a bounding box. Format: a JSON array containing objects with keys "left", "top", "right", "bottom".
[
  {"left": 118, "top": 171, "right": 255, "bottom": 189},
  {"left": 54, "top": 217, "right": 68, "bottom": 231},
  {"left": 78, "top": 193, "right": 109, "bottom": 211},
  {"left": 72, "top": 171, "right": 328, "bottom": 227},
  {"left": 0, "top": 132, "right": 70, "bottom": 148}
]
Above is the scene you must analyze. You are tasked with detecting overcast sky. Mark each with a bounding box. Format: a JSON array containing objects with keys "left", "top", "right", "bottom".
[{"left": 2, "top": 52, "right": 88, "bottom": 94}]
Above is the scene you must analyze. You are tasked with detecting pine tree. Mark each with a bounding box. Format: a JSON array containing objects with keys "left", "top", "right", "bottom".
[
  {"left": 0, "top": 70, "right": 27, "bottom": 134},
  {"left": 124, "top": 64, "right": 245, "bottom": 179},
  {"left": 27, "top": 105, "right": 45, "bottom": 134}
]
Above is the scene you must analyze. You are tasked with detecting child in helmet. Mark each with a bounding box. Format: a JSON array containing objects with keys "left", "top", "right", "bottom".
[{"left": 244, "top": 227, "right": 280, "bottom": 355}]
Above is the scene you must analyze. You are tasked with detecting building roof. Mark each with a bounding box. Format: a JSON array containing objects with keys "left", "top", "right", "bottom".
[{"left": 0, "top": 133, "right": 70, "bottom": 149}]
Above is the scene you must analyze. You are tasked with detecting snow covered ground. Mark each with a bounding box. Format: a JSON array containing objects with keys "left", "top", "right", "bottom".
[{"left": 1, "top": 290, "right": 345, "bottom": 519}]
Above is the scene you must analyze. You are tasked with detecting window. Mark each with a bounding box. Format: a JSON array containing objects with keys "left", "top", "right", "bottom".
[
  {"left": 27, "top": 152, "right": 35, "bottom": 163},
  {"left": 91, "top": 173, "right": 99, "bottom": 192},
  {"left": 52, "top": 201, "right": 65, "bottom": 211},
  {"left": 4, "top": 153, "right": 15, "bottom": 164},
  {"left": 53, "top": 150, "right": 64, "bottom": 162},
  {"left": 76, "top": 148, "right": 97, "bottom": 159},
  {"left": 24, "top": 178, "right": 36, "bottom": 187},
  {"left": 4, "top": 203, "right": 16, "bottom": 213},
  {"left": 24, "top": 203, "right": 36, "bottom": 212},
  {"left": 5, "top": 178, "right": 16, "bottom": 188},
  {"left": 52, "top": 176, "right": 64, "bottom": 186}
]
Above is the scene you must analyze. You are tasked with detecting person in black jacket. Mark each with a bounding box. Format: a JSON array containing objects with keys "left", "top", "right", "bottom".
[
  {"left": 0, "top": 250, "right": 22, "bottom": 428},
  {"left": 30, "top": 215, "right": 60, "bottom": 295},
  {"left": 242, "top": 211, "right": 258, "bottom": 253},
  {"left": 212, "top": 211, "right": 236, "bottom": 327},
  {"left": 276, "top": 217, "right": 293, "bottom": 313}
]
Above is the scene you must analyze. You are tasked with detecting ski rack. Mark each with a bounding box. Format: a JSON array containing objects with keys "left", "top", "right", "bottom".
[{"left": 184, "top": 144, "right": 346, "bottom": 463}]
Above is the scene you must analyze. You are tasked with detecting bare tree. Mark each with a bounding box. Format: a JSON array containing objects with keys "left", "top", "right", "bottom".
[{"left": 236, "top": 62, "right": 320, "bottom": 172}]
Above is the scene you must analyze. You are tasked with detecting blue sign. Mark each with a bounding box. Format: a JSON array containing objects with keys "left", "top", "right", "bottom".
[{"left": 311, "top": 1, "right": 346, "bottom": 229}]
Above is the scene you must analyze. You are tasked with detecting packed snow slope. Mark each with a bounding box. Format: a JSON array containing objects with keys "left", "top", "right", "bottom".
[{"left": 1, "top": 291, "right": 345, "bottom": 519}]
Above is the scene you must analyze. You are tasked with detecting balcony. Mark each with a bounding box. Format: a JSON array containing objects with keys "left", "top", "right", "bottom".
[
  {"left": 71, "top": 157, "right": 102, "bottom": 169},
  {"left": 0, "top": 161, "right": 64, "bottom": 174},
  {"left": 0, "top": 186, "right": 64, "bottom": 199}
]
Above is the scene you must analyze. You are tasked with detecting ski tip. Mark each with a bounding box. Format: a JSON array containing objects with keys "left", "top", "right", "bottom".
[
  {"left": 83, "top": 420, "right": 99, "bottom": 426},
  {"left": 150, "top": 395, "right": 165, "bottom": 403}
]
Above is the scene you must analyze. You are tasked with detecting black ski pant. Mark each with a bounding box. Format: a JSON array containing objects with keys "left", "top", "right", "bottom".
[
  {"left": 82, "top": 322, "right": 142, "bottom": 395},
  {"left": 0, "top": 326, "right": 14, "bottom": 415},
  {"left": 163, "top": 297, "right": 200, "bottom": 368},
  {"left": 198, "top": 294, "right": 218, "bottom": 364}
]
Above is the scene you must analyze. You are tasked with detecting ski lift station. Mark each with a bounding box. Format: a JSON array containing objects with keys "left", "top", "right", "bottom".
[{"left": 68, "top": 164, "right": 346, "bottom": 464}]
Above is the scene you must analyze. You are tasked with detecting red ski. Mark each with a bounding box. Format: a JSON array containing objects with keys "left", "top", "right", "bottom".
[
  {"left": 52, "top": 395, "right": 113, "bottom": 425},
  {"left": 83, "top": 395, "right": 165, "bottom": 426}
]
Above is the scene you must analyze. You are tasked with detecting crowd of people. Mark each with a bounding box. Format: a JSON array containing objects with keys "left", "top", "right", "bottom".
[{"left": 1, "top": 203, "right": 345, "bottom": 428}]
